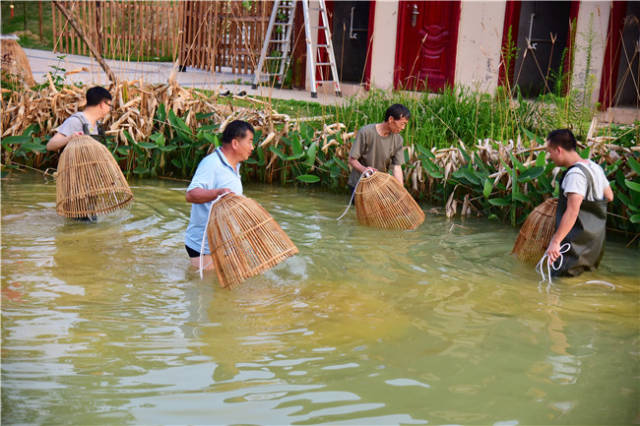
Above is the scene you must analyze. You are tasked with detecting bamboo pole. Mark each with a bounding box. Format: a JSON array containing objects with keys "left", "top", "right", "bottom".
[
  {"left": 94, "top": 1, "right": 102, "bottom": 55},
  {"left": 126, "top": 1, "right": 133, "bottom": 62},
  {"left": 138, "top": 2, "right": 144, "bottom": 61},
  {"left": 53, "top": 0, "right": 117, "bottom": 84},
  {"left": 81, "top": 2, "right": 87, "bottom": 56},
  {"left": 51, "top": 2, "right": 57, "bottom": 52},
  {"left": 110, "top": 1, "right": 116, "bottom": 61},
  {"left": 63, "top": 1, "right": 69, "bottom": 54},
  {"left": 149, "top": 3, "right": 154, "bottom": 58},
  {"left": 211, "top": 1, "right": 219, "bottom": 72},
  {"left": 39, "top": 1, "right": 44, "bottom": 42}
]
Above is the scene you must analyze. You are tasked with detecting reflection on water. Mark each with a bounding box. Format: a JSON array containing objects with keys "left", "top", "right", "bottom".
[{"left": 2, "top": 172, "right": 638, "bottom": 424}]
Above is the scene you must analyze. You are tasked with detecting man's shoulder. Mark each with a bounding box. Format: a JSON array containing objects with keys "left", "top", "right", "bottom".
[
  {"left": 569, "top": 161, "right": 605, "bottom": 179},
  {"left": 587, "top": 159, "right": 607, "bottom": 176},
  {"left": 56, "top": 112, "right": 85, "bottom": 135},
  {"left": 65, "top": 111, "right": 86, "bottom": 123},
  {"left": 358, "top": 123, "right": 377, "bottom": 135},
  {"left": 565, "top": 164, "right": 588, "bottom": 181},
  {"left": 206, "top": 149, "right": 222, "bottom": 162},
  {"left": 194, "top": 150, "right": 219, "bottom": 169}
]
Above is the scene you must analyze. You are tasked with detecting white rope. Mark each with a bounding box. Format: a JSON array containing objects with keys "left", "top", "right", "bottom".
[
  {"left": 536, "top": 242, "right": 571, "bottom": 286},
  {"left": 337, "top": 169, "right": 373, "bottom": 221},
  {"left": 199, "top": 191, "right": 231, "bottom": 279}
]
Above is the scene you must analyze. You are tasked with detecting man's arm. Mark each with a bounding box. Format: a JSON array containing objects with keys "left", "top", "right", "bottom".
[
  {"left": 392, "top": 164, "right": 403, "bottom": 184},
  {"left": 348, "top": 157, "right": 375, "bottom": 174},
  {"left": 391, "top": 138, "right": 405, "bottom": 185},
  {"left": 46, "top": 132, "right": 82, "bottom": 151},
  {"left": 185, "top": 187, "right": 231, "bottom": 204},
  {"left": 547, "top": 193, "right": 583, "bottom": 262},
  {"left": 348, "top": 128, "right": 376, "bottom": 175},
  {"left": 603, "top": 184, "right": 614, "bottom": 202}
]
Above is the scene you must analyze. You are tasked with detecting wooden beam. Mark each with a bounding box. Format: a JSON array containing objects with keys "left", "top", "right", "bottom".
[{"left": 53, "top": 0, "right": 117, "bottom": 84}]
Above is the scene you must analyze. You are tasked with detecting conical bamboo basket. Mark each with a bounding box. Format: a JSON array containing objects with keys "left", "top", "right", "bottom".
[
  {"left": 512, "top": 198, "right": 558, "bottom": 263},
  {"left": 354, "top": 171, "right": 425, "bottom": 230},
  {"left": 206, "top": 193, "right": 299, "bottom": 288},
  {"left": 56, "top": 135, "right": 133, "bottom": 218}
]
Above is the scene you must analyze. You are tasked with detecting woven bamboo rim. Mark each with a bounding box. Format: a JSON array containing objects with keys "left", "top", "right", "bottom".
[
  {"left": 354, "top": 171, "right": 425, "bottom": 230},
  {"left": 207, "top": 193, "right": 298, "bottom": 288},
  {"left": 56, "top": 135, "right": 133, "bottom": 217},
  {"left": 512, "top": 198, "right": 558, "bottom": 263}
]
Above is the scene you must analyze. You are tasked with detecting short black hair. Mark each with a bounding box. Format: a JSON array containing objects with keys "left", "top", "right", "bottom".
[
  {"left": 221, "top": 120, "right": 254, "bottom": 144},
  {"left": 86, "top": 86, "right": 112, "bottom": 107},
  {"left": 547, "top": 129, "right": 577, "bottom": 151},
  {"left": 384, "top": 104, "right": 411, "bottom": 122}
]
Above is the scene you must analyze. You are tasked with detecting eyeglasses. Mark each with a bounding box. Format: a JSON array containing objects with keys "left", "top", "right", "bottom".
[{"left": 104, "top": 101, "right": 113, "bottom": 109}]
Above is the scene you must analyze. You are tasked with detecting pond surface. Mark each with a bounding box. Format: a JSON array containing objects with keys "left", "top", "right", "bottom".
[{"left": 2, "top": 172, "right": 638, "bottom": 425}]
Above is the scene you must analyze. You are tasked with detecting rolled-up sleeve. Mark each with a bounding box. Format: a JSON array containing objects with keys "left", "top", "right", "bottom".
[
  {"left": 562, "top": 171, "right": 587, "bottom": 197},
  {"left": 349, "top": 129, "right": 366, "bottom": 160}
]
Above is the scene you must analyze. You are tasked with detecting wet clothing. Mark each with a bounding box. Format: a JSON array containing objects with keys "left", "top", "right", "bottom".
[
  {"left": 553, "top": 162, "right": 608, "bottom": 277},
  {"left": 185, "top": 245, "right": 200, "bottom": 258},
  {"left": 184, "top": 148, "right": 243, "bottom": 255},
  {"left": 56, "top": 111, "right": 106, "bottom": 144},
  {"left": 348, "top": 124, "right": 404, "bottom": 187}
]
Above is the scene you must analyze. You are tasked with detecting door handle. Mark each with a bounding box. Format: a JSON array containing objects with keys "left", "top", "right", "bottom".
[{"left": 411, "top": 4, "right": 419, "bottom": 28}]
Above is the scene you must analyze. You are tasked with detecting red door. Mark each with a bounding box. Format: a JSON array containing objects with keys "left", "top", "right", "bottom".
[{"left": 394, "top": 1, "right": 461, "bottom": 91}]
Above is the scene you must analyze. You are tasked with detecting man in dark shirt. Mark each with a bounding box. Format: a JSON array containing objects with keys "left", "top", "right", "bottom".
[{"left": 347, "top": 103, "right": 410, "bottom": 192}]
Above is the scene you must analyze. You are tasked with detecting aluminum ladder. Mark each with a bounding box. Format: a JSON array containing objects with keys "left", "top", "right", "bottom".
[
  {"left": 253, "top": 0, "right": 341, "bottom": 98},
  {"left": 252, "top": 0, "right": 297, "bottom": 89},
  {"left": 302, "top": 0, "right": 341, "bottom": 97}
]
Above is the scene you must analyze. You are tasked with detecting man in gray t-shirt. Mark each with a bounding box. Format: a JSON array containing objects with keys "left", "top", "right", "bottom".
[
  {"left": 348, "top": 104, "right": 410, "bottom": 189},
  {"left": 46, "top": 86, "right": 113, "bottom": 152}
]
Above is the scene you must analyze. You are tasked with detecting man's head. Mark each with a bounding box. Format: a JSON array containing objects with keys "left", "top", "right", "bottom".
[
  {"left": 384, "top": 104, "right": 410, "bottom": 134},
  {"left": 221, "top": 120, "right": 255, "bottom": 161},
  {"left": 85, "top": 86, "right": 112, "bottom": 119},
  {"left": 545, "top": 129, "right": 577, "bottom": 166}
]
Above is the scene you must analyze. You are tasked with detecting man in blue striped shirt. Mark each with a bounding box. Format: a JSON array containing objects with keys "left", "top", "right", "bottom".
[{"left": 184, "top": 120, "right": 255, "bottom": 269}]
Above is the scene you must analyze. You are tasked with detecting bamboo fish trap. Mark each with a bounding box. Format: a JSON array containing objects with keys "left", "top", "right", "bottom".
[
  {"left": 512, "top": 198, "right": 558, "bottom": 263},
  {"left": 207, "top": 193, "right": 299, "bottom": 288},
  {"left": 56, "top": 135, "right": 133, "bottom": 218},
  {"left": 354, "top": 171, "right": 425, "bottom": 230}
]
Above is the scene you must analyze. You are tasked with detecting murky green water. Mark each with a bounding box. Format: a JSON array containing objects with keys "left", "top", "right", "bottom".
[{"left": 2, "top": 172, "right": 638, "bottom": 425}]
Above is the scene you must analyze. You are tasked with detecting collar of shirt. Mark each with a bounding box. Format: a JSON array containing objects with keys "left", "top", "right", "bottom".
[
  {"left": 80, "top": 111, "right": 98, "bottom": 126},
  {"left": 215, "top": 147, "right": 240, "bottom": 175}
]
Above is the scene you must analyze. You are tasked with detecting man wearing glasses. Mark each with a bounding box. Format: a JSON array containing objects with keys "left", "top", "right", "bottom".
[
  {"left": 46, "top": 86, "right": 113, "bottom": 151},
  {"left": 184, "top": 120, "right": 255, "bottom": 270}
]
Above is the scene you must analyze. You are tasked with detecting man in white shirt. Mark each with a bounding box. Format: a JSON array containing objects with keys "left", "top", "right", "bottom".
[
  {"left": 545, "top": 129, "right": 614, "bottom": 276},
  {"left": 46, "top": 86, "right": 113, "bottom": 151},
  {"left": 184, "top": 120, "right": 255, "bottom": 270}
]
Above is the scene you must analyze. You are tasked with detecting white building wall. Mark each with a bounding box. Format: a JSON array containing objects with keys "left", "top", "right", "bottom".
[
  {"left": 305, "top": 1, "right": 320, "bottom": 92},
  {"left": 369, "top": 1, "right": 399, "bottom": 90},
  {"left": 571, "top": 2, "right": 611, "bottom": 104},
  {"left": 352, "top": 0, "right": 611, "bottom": 103},
  {"left": 454, "top": 1, "right": 506, "bottom": 93}
]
